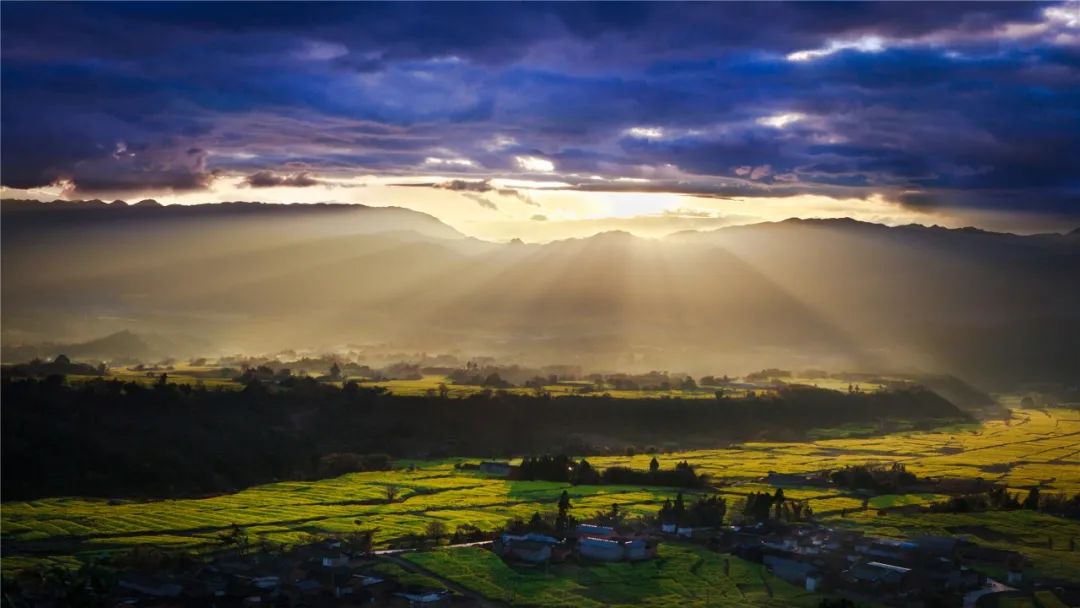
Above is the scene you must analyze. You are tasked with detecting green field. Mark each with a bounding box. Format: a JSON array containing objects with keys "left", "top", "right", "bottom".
[
  {"left": 3, "top": 408, "right": 1078, "bottom": 586},
  {"left": 71, "top": 370, "right": 802, "bottom": 400},
  {"left": 69, "top": 364, "right": 243, "bottom": 390},
  {"left": 404, "top": 544, "right": 820, "bottom": 607}
]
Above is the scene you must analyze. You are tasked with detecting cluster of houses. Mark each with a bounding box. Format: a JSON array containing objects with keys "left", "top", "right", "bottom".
[
  {"left": 10, "top": 539, "right": 460, "bottom": 608},
  {"left": 714, "top": 522, "right": 1027, "bottom": 605},
  {"left": 490, "top": 517, "right": 1075, "bottom": 607},
  {"left": 493, "top": 523, "right": 659, "bottom": 565}
]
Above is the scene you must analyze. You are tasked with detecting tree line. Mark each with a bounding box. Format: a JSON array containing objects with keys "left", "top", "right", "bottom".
[
  {"left": 515, "top": 455, "right": 707, "bottom": 488},
  {"left": 927, "top": 486, "right": 1080, "bottom": 519},
  {"left": 2, "top": 374, "right": 968, "bottom": 500}
]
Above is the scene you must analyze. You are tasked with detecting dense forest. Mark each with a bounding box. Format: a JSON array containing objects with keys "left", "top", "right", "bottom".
[{"left": 1, "top": 376, "right": 968, "bottom": 500}]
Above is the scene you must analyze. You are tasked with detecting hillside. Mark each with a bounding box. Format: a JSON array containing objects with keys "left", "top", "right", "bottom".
[{"left": 0, "top": 376, "right": 967, "bottom": 500}]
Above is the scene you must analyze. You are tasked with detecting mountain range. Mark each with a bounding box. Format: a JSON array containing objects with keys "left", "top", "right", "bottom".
[{"left": 3, "top": 199, "right": 1078, "bottom": 390}]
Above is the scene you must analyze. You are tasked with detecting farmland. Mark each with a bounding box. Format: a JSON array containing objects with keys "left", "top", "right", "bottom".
[
  {"left": 3, "top": 407, "right": 1078, "bottom": 586},
  {"left": 403, "top": 544, "right": 820, "bottom": 607},
  {"left": 67, "top": 367, "right": 889, "bottom": 403},
  {"left": 71, "top": 370, "right": 766, "bottom": 399}
]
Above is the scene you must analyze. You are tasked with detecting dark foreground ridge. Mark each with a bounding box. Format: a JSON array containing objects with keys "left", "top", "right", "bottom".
[{"left": 0, "top": 375, "right": 967, "bottom": 501}]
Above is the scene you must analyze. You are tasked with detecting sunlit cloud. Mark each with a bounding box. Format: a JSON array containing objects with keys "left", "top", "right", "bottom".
[
  {"left": 787, "top": 35, "right": 885, "bottom": 62},
  {"left": 624, "top": 127, "right": 665, "bottom": 140},
  {"left": 734, "top": 165, "right": 771, "bottom": 180},
  {"left": 515, "top": 156, "right": 555, "bottom": 173},
  {"left": 423, "top": 157, "right": 475, "bottom": 167},
  {"left": 483, "top": 135, "right": 518, "bottom": 151},
  {"left": 112, "top": 142, "right": 134, "bottom": 160},
  {"left": 756, "top": 113, "right": 806, "bottom": 129},
  {"left": 1044, "top": 3, "right": 1080, "bottom": 28}
]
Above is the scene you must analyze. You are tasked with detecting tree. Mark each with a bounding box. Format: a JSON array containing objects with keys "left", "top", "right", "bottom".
[
  {"left": 673, "top": 492, "right": 686, "bottom": 523},
  {"left": 649, "top": 457, "right": 660, "bottom": 474},
  {"left": 452, "top": 524, "right": 484, "bottom": 543},
  {"left": 385, "top": 485, "right": 399, "bottom": 503},
  {"left": 555, "top": 490, "right": 573, "bottom": 532},
  {"left": 685, "top": 495, "right": 727, "bottom": 527},
  {"left": 593, "top": 502, "right": 624, "bottom": 527},
  {"left": 425, "top": 520, "right": 448, "bottom": 541},
  {"left": 570, "top": 458, "right": 601, "bottom": 485},
  {"left": 482, "top": 372, "right": 509, "bottom": 388},
  {"left": 527, "top": 511, "right": 547, "bottom": 532},
  {"left": 744, "top": 492, "right": 774, "bottom": 523},
  {"left": 329, "top": 362, "right": 342, "bottom": 380},
  {"left": 658, "top": 498, "right": 674, "bottom": 524},
  {"left": 342, "top": 529, "right": 374, "bottom": 555},
  {"left": 218, "top": 523, "right": 249, "bottom": 553},
  {"left": 773, "top": 488, "right": 786, "bottom": 520},
  {"left": 1023, "top": 487, "right": 1041, "bottom": 510}
]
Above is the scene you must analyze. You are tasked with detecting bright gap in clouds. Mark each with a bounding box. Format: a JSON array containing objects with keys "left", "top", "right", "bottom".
[
  {"left": 515, "top": 156, "right": 555, "bottom": 172},
  {"left": 625, "top": 127, "right": 665, "bottom": 139},
  {"left": 757, "top": 113, "right": 805, "bottom": 128},
  {"left": 1044, "top": 4, "right": 1080, "bottom": 28},
  {"left": 424, "top": 157, "right": 474, "bottom": 167},
  {"left": 787, "top": 35, "right": 885, "bottom": 62}
]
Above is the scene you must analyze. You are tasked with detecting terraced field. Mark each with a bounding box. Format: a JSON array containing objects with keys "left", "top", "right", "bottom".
[
  {"left": 3, "top": 408, "right": 1078, "bottom": 582},
  {"left": 587, "top": 408, "right": 1080, "bottom": 494}
]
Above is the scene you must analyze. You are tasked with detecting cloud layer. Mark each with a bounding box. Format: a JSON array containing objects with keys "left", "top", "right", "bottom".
[{"left": 2, "top": 2, "right": 1078, "bottom": 217}]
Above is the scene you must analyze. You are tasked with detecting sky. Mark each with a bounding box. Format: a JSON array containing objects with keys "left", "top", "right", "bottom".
[{"left": 2, "top": 1, "right": 1078, "bottom": 241}]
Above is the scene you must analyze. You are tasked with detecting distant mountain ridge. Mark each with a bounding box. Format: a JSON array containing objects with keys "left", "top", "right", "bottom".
[
  {"left": 0, "top": 198, "right": 467, "bottom": 241},
  {"left": 669, "top": 216, "right": 1078, "bottom": 242},
  {"left": 4, "top": 198, "right": 1076, "bottom": 243},
  {"left": 1, "top": 330, "right": 150, "bottom": 363}
]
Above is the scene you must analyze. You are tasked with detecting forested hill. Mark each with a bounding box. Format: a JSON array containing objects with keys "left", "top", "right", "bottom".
[{"left": 0, "top": 376, "right": 968, "bottom": 500}]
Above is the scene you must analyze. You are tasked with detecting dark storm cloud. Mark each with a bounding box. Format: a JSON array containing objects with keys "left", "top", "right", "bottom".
[
  {"left": 243, "top": 171, "right": 321, "bottom": 188},
  {"left": 393, "top": 179, "right": 540, "bottom": 207},
  {"left": 433, "top": 180, "right": 496, "bottom": 193},
  {"left": 1, "top": 2, "right": 1077, "bottom": 214}
]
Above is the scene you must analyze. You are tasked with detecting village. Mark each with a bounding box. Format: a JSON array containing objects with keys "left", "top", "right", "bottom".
[
  {"left": 492, "top": 518, "right": 1037, "bottom": 607},
  {"left": 5, "top": 515, "right": 1058, "bottom": 608},
  {"left": 7, "top": 456, "right": 1076, "bottom": 608}
]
